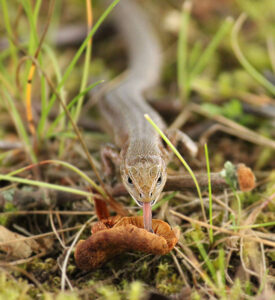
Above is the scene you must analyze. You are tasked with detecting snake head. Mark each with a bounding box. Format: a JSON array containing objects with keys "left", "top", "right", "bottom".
[
  {"left": 120, "top": 154, "right": 167, "bottom": 231},
  {"left": 121, "top": 154, "right": 167, "bottom": 205}
]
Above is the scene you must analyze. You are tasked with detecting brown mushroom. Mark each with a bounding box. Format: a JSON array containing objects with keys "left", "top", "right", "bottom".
[
  {"left": 237, "top": 164, "right": 256, "bottom": 192},
  {"left": 75, "top": 216, "right": 180, "bottom": 270}
]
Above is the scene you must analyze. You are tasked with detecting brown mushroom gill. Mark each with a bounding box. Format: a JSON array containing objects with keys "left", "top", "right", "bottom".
[{"left": 75, "top": 216, "right": 180, "bottom": 270}]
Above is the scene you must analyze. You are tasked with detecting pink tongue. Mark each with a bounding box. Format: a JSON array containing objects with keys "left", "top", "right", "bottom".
[{"left": 143, "top": 202, "right": 153, "bottom": 232}]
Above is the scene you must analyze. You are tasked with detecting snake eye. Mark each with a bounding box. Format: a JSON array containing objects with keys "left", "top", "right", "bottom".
[
  {"left": 157, "top": 175, "right": 162, "bottom": 185},
  {"left": 127, "top": 177, "right": 133, "bottom": 185}
]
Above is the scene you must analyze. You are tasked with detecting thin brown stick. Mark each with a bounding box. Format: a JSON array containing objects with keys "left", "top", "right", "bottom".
[
  {"left": 55, "top": 211, "right": 66, "bottom": 244},
  {"left": 171, "top": 250, "right": 190, "bottom": 287},
  {"left": 0, "top": 251, "right": 46, "bottom": 266},
  {"left": 61, "top": 217, "right": 93, "bottom": 291},
  {"left": 174, "top": 246, "right": 215, "bottom": 289},
  {"left": 0, "top": 210, "right": 95, "bottom": 216},
  {"left": 110, "top": 166, "right": 254, "bottom": 197},
  {"left": 1, "top": 265, "right": 45, "bottom": 292},
  {"left": 49, "top": 211, "right": 66, "bottom": 249},
  {"left": 0, "top": 224, "right": 84, "bottom": 247}
]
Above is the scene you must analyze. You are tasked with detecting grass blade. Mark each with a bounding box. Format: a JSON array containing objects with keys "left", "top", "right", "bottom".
[
  {"left": 144, "top": 114, "right": 207, "bottom": 225},
  {"left": 3, "top": 91, "right": 37, "bottom": 163},
  {"left": 0, "top": 0, "right": 18, "bottom": 67},
  {"left": 204, "top": 143, "right": 213, "bottom": 244},
  {"left": 190, "top": 17, "right": 233, "bottom": 80},
  {"left": 46, "top": 80, "right": 104, "bottom": 138},
  {"left": 231, "top": 13, "right": 275, "bottom": 95},
  {"left": 192, "top": 232, "right": 217, "bottom": 284},
  {"left": 0, "top": 174, "right": 93, "bottom": 198},
  {"left": 38, "top": 0, "right": 121, "bottom": 136},
  {"left": 73, "top": 0, "right": 93, "bottom": 123},
  {"left": 177, "top": 0, "right": 192, "bottom": 103}
]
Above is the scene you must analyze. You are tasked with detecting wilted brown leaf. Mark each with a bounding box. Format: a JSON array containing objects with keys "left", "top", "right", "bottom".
[{"left": 0, "top": 226, "right": 40, "bottom": 259}]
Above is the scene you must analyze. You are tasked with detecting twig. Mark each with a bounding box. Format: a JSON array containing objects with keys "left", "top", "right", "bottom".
[
  {"left": 110, "top": 166, "right": 254, "bottom": 197},
  {"left": 1, "top": 265, "right": 45, "bottom": 293},
  {"left": 61, "top": 217, "right": 93, "bottom": 291},
  {"left": 0, "top": 224, "right": 84, "bottom": 247},
  {"left": 49, "top": 211, "right": 66, "bottom": 249},
  {"left": 1, "top": 210, "right": 95, "bottom": 216},
  {"left": 0, "top": 251, "right": 46, "bottom": 266},
  {"left": 171, "top": 250, "right": 189, "bottom": 287}
]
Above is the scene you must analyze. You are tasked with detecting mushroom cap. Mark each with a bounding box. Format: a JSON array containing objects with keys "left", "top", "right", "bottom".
[
  {"left": 75, "top": 216, "right": 180, "bottom": 270},
  {"left": 237, "top": 164, "right": 256, "bottom": 192}
]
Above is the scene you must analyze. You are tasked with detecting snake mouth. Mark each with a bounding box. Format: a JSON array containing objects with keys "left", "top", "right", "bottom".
[
  {"left": 135, "top": 199, "right": 156, "bottom": 207},
  {"left": 135, "top": 200, "right": 143, "bottom": 207},
  {"left": 150, "top": 199, "right": 157, "bottom": 206}
]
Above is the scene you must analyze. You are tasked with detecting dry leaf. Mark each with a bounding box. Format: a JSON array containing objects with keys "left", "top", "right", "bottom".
[{"left": 0, "top": 226, "right": 40, "bottom": 259}]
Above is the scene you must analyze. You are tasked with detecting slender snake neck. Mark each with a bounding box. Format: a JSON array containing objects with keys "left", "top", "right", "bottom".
[{"left": 99, "top": 0, "right": 167, "bottom": 208}]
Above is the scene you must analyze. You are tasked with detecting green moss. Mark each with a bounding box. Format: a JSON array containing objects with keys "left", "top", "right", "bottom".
[
  {"left": 218, "top": 72, "right": 233, "bottom": 97},
  {"left": 256, "top": 211, "right": 275, "bottom": 227},
  {"left": 0, "top": 273, "right": 31, "bottom": 300},
  {"left": 232, "top": 70, "right": 256, "bottom": 92},
  {"left": 42, "top": 292, "right": 80, "bottom": 300},
  {"left": 255, "top": 148, "right": 275, "bottom": 170},
  {"left": 245, "top": 44, "right": 270, "bottom": 70},
  {"left": 56, "top": 293, "right": 80, "bottom": 300},
  {"left": 97, "top": 286, "right": 121, "bottom": 300},
  {"left": 238, "top": 192, "right": 260, "bottom": 207},
  {"left": 191, "top": 291, "right": 201, "bottom": 300},
  {"left": 0, "top": 190, "right": 17, "bottom": 225},
  {"left": 29, "top": 258, "right": 57, "bottom": 274},
  {"left": 127, "top": 281, "right": 144, "bottom": 300},
  {"left": 155, "top": 262, "right": 185, "bottom": 294},
  {"left": 185, "top": 225, "right": 207, "bottom": 247},
  {"left": 267, "top": 250, "right": 275, "bottom": 262},
  {"left": 229, "top": 279, "right": 243, "bottom": 300}
]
